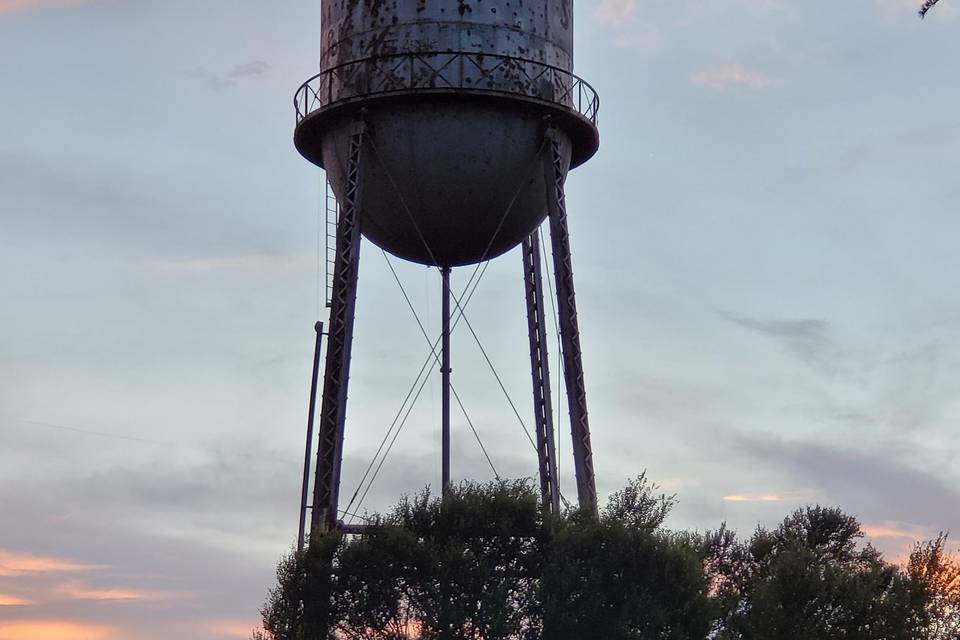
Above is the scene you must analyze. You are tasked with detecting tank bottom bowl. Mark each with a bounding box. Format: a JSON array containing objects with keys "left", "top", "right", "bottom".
[{"left": 296, "top": 94, "right": 573, "bottom": 267}]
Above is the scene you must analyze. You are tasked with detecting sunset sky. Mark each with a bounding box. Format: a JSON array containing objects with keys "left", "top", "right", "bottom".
[{"left": 2, "top": 0, "right": 959, "bottom": 638}]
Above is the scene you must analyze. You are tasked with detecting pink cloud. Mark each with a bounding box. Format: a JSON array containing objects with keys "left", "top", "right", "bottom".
[
  {"left": 0, "top": 550, "right": 101, "bottom": 577},
  {"left": 54, "top": 581, "right": 146, "bottom": 602},
  {"left": 0, "top": 621, "right": 119, "bottom": 640},
  {"left": 722, "top": 490, "right": 814, "bottom": 503},
  {"left": 863, "top": 521, "right": 932, "bottom": 540},
  {"left": 593, "top": 0, "right": 636, "bottom": 26},
  {"left": 0, "top": 593, "right": 32, "bottom": 606},
  {"left": 723, "top": 494, "right": 784, "bottom": 503},
  {"left": 0, "top": 0, "right": 91, "bottom": 13},
  {"left": 862, "top": 522, "right": 935, "bottom": 563},
  {"left": 690, "top": 64, "right": 782, "bottom": 90},
  {"left": 206, "top": 619, "right": 263, "bottom": 638}
]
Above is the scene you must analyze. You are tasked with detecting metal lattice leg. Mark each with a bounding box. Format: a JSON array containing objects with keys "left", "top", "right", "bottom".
[
  {"left": 522, "top": 232, "right": 560, "bottom": 514},
  {"left": 542, "top": 123, "right": 597, "bottom": 514},
  {"left": 311, "top": 121, "right": 366, "bottom": 534}
]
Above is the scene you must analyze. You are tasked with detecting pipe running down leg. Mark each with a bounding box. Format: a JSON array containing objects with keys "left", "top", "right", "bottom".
[
  {"left": 299, "top": 321, "right": 325, "bottom": 551},
  {"left": 441, "top": 266, "right": 452, "bottom": 497}
]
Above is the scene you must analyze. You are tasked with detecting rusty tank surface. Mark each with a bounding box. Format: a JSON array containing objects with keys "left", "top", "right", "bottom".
[{"left": 294, "top": 0, "right": 599, "bottom": 266}]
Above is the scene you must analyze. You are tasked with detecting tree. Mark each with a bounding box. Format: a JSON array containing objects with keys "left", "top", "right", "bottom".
[
  {"left": 706, "top": 506, "right": 925, "bottom": 640},
  {"left": 909, "top": 534, "right": 960, "bottom": 639},
  {"left": 257, "top": 477, "right": 712, "bottom": 640},
  {"left": 257, "top": 481, "right": 953, "bottom": 640},
  {"left": 540, "top": 476, "right": 711, "bottom": 640}
]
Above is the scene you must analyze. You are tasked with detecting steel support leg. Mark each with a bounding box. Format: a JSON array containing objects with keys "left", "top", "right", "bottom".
[
  {"left": 441, "top": 266, "right": 452, "bottom": 496},
  {"left": 522, "top": 232, "right": 560, "bottom": 514},
  {"left": 311, "top": 121, "right": 366, "bottom": 534},
  {"left": 542, "top": 124, "right": 598, "bottom": 514}
]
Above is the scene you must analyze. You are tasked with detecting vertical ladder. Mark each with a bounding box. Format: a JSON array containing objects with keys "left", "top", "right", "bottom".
[{"left": 324, "top": 176, "right": 340, "bottom": 309}]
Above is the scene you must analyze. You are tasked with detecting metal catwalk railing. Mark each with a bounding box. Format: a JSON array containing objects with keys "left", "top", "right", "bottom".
[{"left": 295, "top": 51, "right": 599, "bottom": 126}]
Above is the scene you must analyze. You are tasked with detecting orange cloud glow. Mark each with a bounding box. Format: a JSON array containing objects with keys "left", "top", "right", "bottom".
[
  {"left": 0, "top": 593, "right": 32, "bottom": 606},
  {"left": 0, "top": 621, "right": 117, "bottom": 640},
  {"left": 723, "top": 494, "right": 784, "bottom": 503},
  {"left": 690, "top": 64, "right": 781, "bottom": 90},
  {"left": 206, "top": 620, "right": 261, "bottom": 638},
  {"left": 863, "top": 521, "right": 931, "bottom": 540},
  {"left": 55, "top": 582, "right": 145, "bottom": 601},
  {"left": 0, "top": 550, "right": 101, "bottom": 576},
  {"left": 722, "top": 490, "right": 814, "bottom": 503}
]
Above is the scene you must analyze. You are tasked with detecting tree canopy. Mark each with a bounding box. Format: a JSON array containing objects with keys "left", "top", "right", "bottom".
[{"left": 256, "top": 477, "right": 959, "bottom": 640}]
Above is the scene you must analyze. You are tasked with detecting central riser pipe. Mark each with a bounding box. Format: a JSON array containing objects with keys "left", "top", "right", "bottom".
[{"left": 441, "top": 267, "right": 452, "bottom": 496}]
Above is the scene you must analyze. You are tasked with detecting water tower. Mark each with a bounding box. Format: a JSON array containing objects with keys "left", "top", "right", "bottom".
[{"left": 293, "top": 0, "right": 600, "bottom": 539}]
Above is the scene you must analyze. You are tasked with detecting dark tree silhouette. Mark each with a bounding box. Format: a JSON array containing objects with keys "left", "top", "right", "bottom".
[
  {"left": 909, "top": 534, "right": 960, "bottom": 639},
  {"left": 256, "top": 479, "right": 957, "bottom": 640},
  {"left": 704, "top": 506, "right": 927, "bottom": 639}
]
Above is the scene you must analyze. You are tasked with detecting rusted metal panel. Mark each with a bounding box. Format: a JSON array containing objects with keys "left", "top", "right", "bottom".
[
  {"left": 321, "top": 0, "right": 573, "bottom": 70},
  {"left": 294, "top": 0, "right": 597, "bottom": 267}
]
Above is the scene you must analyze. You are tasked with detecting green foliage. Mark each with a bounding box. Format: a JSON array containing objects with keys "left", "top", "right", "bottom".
[
  {"left": 256, "top": 478, "right": 955, "bottom": 640},
  {"left": 334, "top": 480, "right": 543, "bottom": 640},
  {"left": 909, "top": 534, "right": 960, "bottom": 639},
  {"left": 542, "top": 475, "right": 709, "bottom": 640},
  {"left": 708, "top": 507, "right": 927, "bottom": 640}
]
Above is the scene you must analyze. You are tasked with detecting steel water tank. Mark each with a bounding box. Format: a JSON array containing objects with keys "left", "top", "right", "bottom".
[{"left": 294, "top": 0, "right": 599, "bottom": 266}]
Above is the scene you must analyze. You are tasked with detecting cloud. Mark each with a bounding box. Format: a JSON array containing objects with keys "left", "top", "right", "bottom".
[
  {"left": 690, "top": 64, "right": 782, "bottom": 89},
  {"left": 0, "top": 429, "right": 533, "bottom": 640},
  {"left": 594, "top": 0, "right": 637, "bottom": 25},
  {"left": 863, "top": 521, "right": 933, "bottom": 540},
  {"left": 723, "top": 490, "right": 815, "bottom": 503},
  {"left": 732, "top": 433, "right": 960, "bottom": 556},
  {"left": 0, "top": 593, "right": 32, "bottom": 606},
  {"left": 591, "top": 0, "right": 662, "bottom": 52},
  {"left": 228, "top": 61, "right": 271, "bottom": 79},
  {"left": 0, "top": 151, "right": 295, "bottom": 271},
  {"left": 838, "top": 125, "right": 960, "bottom": 173},
  {"left": 658, "top": 477, "right": 702, "bottom": 491},
  {"left": 0, "top": 0, "right": 89, "bottom": 13},
  {"left": 0, "top": 550, "right": 101, "bottom": 577},
  {"left": 0, "top": 621, "right": 118, "bottom": 640},
  {"left": 722, "top": 313, "right": 844, "bottom": 374},
  {"left": 185, "top": 61, "right": 273, "bottom": 92},
  {"left": 590, "top": 0, "right": 786, "bottom": 53},
  {"left": 145, "top": 253, "right": 311, "bottom": 274},
  {"left": 205, "top": 620, "right": 262, "bottom": 638},
  {"left": 54, "top": 581, "right": 147, "bottom": 602},
  {"left": 610, "top": 25, "right": 663, "bottom": 53},
  {"left": 0, "top": 442, "right": 294, "bottom": 639},
  {"left": 862, "top": 521, "right": 937, "bottom": 562}
]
